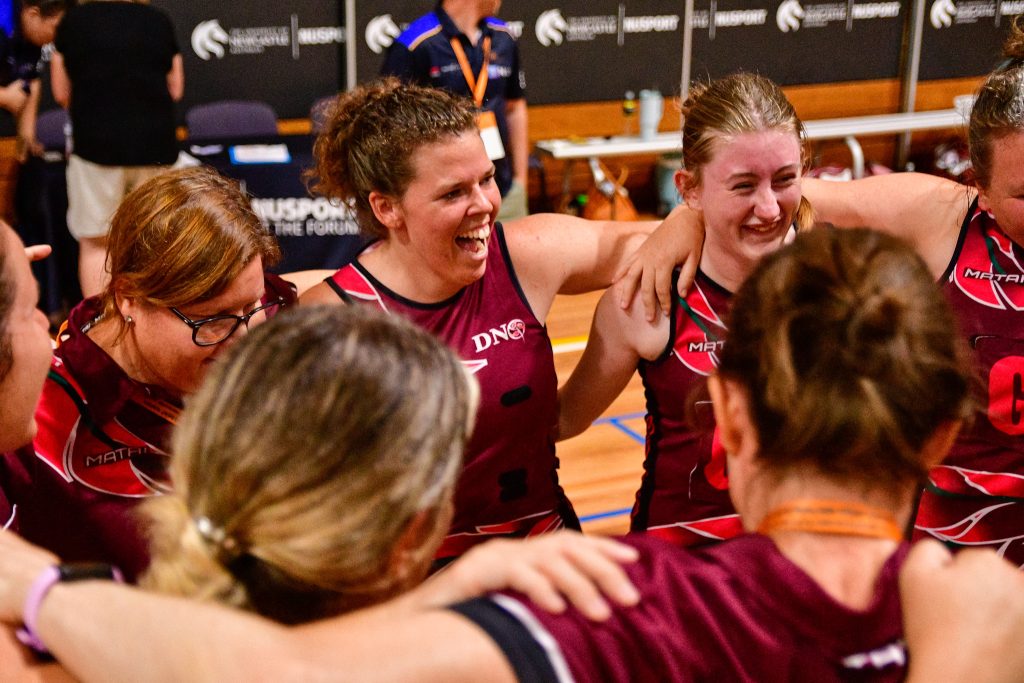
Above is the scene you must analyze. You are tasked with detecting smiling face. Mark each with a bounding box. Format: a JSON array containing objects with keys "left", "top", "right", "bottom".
[
  {"left": 680, "top": 129, "right": 803, "bottom": 291},
  {"left": 0, "top": 227, "right": 54, "bottom": 450},
  {"left": 977, "top": 130, "right": 1024, "bottom": 246},
  {"left": 374, "top": 131, "right": 500, "bottom": 300},
  {"left": 118, "top": 257, "right": 266, "bottom": 396}
]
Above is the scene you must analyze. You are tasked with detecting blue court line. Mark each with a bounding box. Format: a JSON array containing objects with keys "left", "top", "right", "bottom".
[
  {"left": 593, "top": 411, "right": 646, "bottom": 445},
  {"left": 580, "top": 507, "right": 633, "bottom": 523},
  {"left": 575, "top": 411, "right": 647, "bottom": 523}
]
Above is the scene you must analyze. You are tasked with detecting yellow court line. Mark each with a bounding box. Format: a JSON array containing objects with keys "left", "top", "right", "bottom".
[{"left": 552, "top": 335, "right": 588, "bottom": 354}]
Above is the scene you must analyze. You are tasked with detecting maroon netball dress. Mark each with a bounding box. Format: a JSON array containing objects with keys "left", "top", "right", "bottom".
[
  {"left": 633, "top": 269, "right": 742, "bottom": 545},
  {"left": 919, "top": 198, "right": 1024, "bottom": 565},
  {"left": 326, "top": 224, "right": 577, "bottom": 561},
  {"left": 453, "top": 534, "right": 909, "bottom": 683}
]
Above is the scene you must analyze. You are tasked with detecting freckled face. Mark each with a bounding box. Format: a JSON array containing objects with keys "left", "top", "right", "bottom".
[
  {"left": 120, "top": 258, "right": 266, "bottom": 396},
  {"left": 683, "top": 130, "right": 803, "bottom": 287},
  {"left": 389, "top": 132, "right": 500, "bottom": 292}
]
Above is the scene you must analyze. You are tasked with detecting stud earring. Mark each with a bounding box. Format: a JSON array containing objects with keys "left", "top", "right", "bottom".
[{"left": 125, "top": 315, "right": 134, "bottom": 325}]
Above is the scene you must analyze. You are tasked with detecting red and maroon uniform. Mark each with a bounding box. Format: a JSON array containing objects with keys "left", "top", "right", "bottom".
[
  {"left": 0, "top": 276, "right": 295, "bottom": 580},
  {"left": 634, "top": 269, "right": 742, "bottom": 545},
  {"left": 0, "top": 298, "right": 178, "bottom": 580},
  {"left": 326, "top": 225, "right": 577, "bottom": 560},
  {"left": 454, "top": 534, "right": 909, "bottom": 682},
  {"left": 918, "top": 199, "right": 1024, "bottom": 565}
]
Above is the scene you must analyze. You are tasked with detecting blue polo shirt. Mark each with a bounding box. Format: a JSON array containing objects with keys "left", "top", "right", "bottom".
[{"left": 381, "top": 4, "right": 525, "bottom": 196}]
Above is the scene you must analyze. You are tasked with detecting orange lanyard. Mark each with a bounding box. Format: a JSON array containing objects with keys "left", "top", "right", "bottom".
[
  {"left": 450, "top": 35, "right": 491, "bottom": 106},
  {"left": 757, "top": 498, "right": 903, "bottom": 541},
  {"left": 130, "top": 393, "right": 182, "bottom": 425}
]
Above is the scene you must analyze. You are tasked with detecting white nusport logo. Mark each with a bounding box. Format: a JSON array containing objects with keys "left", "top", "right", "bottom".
[
  {"left": 776, "top": 0, "right": 805, "bottom": 31},
  {"left": 930, "top": 0, "right": 957, "bottom": 28},
  {"left": 192, "top": 19, "right": 229, "bottom": 60},
  {"left": 535, "top": 9, "right": 568, "bottom": 46},
  {"left": 365, "top": 14, "right": 401, "bottom": 54}
]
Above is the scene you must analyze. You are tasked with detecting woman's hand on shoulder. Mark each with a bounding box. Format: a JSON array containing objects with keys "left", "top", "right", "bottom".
[
  {"left": 901, "top": 540, "right": 1024, "bottom": 683},
  {"left": 615, "top": 203, "right": 704, "bottom": 321},
  {"left": 416, "top": 531, "right": 640, "bottom": 621}
]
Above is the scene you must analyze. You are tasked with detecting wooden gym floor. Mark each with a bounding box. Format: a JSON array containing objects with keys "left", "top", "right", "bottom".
[{"left": 548, "top": 290, "right": 646, "bottom": 537}]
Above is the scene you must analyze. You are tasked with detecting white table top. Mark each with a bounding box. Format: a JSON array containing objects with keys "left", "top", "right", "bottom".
[{"left": 535, "top": 108, "right": 970, "bottom": 160}]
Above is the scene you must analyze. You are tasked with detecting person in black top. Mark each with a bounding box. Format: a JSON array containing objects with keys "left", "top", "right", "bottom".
[
  {"left": 0, "top": 0, "right": 66, "bottom": 151},
  {"left": 51, "top": 0, "right": 183, "bottom": 298}
]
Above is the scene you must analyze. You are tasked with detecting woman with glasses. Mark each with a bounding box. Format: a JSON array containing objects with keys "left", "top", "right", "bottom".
[{"left": 0, "top": 166, "right": 292, "bottom": 580}]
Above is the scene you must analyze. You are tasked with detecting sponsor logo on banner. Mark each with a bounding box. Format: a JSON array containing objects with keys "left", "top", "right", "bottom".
[
  {"left": 250, "top": 197, "right": 360, "bottom": 238},
  {"left": 192, "top": 20, "right": 229, "bottom": 59},
  {"left": 190, "top": 16, "right": 343, "bottom": 61},
  {"left": 771, "top": 1, "right": 900, "bottom": 32},
  {"left": 692, "top": 8, "right": 768, "bottom": 31},
  {"left": 535, "top": 7, "right": 679, "bottom": 46},
  {"left": 777, "top": 0, "right": 805, "bottom": 31},
  {"left": 366, "top": 14, "right": 402, "bottom": 54},
  {"left": 536, "top": 9, "right": 568, "bottom": 45},
  {"left": 930, "top": 0, "right": 957, "bottom": 26},
  {"left": 930, "top": 0, "right": 1018, "bottom": 29}
]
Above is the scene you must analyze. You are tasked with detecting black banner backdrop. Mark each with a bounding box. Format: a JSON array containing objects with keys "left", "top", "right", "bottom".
[
  {"left": 144, "top": 1, "right": 1014, "bottom": 111},
  {"left": 689, "top": 1, "right": 906, "bottom": 86},
  {"left": 150, "top": 1, "right": 345, "bottom": 120},
  {"left": 352, "top": 1, "right": 683, "bottom": 104},
  {"left": 920, "top": 0, "right": 1022, "bottom": 79}
]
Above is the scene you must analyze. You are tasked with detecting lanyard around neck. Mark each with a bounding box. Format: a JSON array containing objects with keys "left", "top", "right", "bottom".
[
  {"left": 450, "top": 35, "right": 492, "bottom": 106},
  {"left": 757, "top": 498, "right": 903, "bottom": 541}
]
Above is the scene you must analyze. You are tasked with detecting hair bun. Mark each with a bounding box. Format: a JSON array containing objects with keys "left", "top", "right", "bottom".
[{"left": 848, "top": 292, "right": 902, "bottom": 348}]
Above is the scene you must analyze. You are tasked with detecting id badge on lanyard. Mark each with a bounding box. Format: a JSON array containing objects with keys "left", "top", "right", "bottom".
[{"left": 451, "top": 36, "right": 505, "bottom": 161}]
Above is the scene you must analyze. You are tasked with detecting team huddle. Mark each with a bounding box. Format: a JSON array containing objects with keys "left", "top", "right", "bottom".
[{"left": 0, "top": 4, "right": 1023, "bottom": 683}]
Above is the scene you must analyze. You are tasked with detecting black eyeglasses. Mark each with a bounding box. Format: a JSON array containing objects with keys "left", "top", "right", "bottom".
[{"left": 170, "top": 297, "right": 286, "bottom": 347}]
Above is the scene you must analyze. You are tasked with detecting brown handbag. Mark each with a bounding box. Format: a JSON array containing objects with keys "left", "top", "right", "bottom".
[{"left": 581, "top": 158, "right": 638, "bottom": 222}]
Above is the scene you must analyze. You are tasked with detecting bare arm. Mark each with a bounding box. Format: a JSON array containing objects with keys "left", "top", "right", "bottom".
[
  {"left": 503, "top": 213, "right": 657, "bottom": 322},
  {"left": 31, "top": 581, "right": 512, "bottom": 683},
  {"left": 0, "top": 80, "right": 28, "bottom": 116},
  {"left": 16, "top": 80, "right": 42, "bottom": 161},
  {"left": 298, "top": 280, "right": 343, "bottom": 306},
  {"left": 901, "top": 540, "right": 1024, "bottom": 683},
  {"left": 166, "top": 54, "right": 184, "bottom": 102},
  {"left": 0, "top": 626, "right": 77, "bottom": 682},
  {"left": 558, "top": 288, "right": 666, "bottom": 440},
  {"left": 802, "top": 174, "right": 970, "bottom": 278},
  {"left": 0, "top": 530, "right": 638, "bottom": 682},
  {"left": 49, "top": 53, "right": 70, "bottom": 109},
  {"left": 505, "top": 98, "right": 528, "bottom": 187},
  {"left": 279, "top": 270, "right": 336, "bottom": 297}
]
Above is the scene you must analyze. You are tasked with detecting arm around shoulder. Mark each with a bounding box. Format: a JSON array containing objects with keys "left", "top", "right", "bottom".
[
  {"left": 802, "top": 174, "right": 970, "bottom": 261},
  {"left": 558, "top": 288, "right": 662, "bottom": 441}
]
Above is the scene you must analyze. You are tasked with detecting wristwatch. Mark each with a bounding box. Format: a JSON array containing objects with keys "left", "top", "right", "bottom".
[{"left": 17, "top": 563, "right": 124, "bottom": 656}]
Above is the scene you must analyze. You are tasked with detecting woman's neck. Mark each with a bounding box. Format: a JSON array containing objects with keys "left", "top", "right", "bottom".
[
  {"left": 698, "top": 242, "right": 757, "bottom": 293},
  {"left": 742, "top": 474, "right": 912, "bottom": 611},
  {"left": 359, "top": 240, "right": 465, "bottom": 304},
  {"left": 87, "top": 316, "right": 159, "bottom": 387}
]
